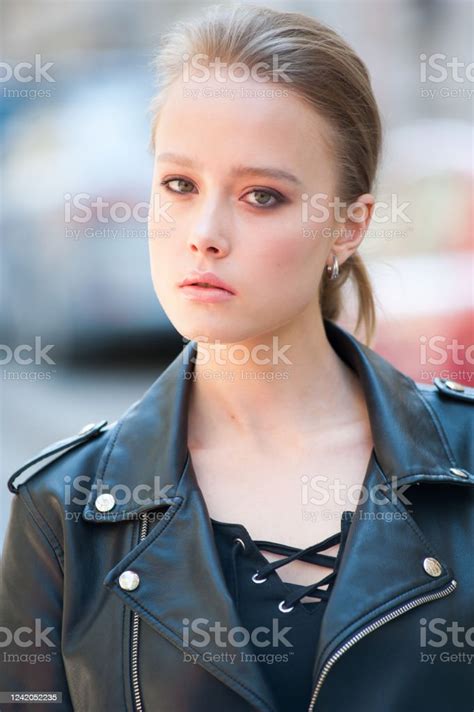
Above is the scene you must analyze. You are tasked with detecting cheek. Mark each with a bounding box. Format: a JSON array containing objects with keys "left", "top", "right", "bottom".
[
  {"left": 251, "top": 223, "right": 320, "bottom": 284},
  {"left": 243, "top": 218, "right": 325, "bottom": 313},
  {"left": 147, "top": 234, "right": 175, "bottom": 299},
  {"left": 147, "top": 235, "right": 160, "bottom": 280}
]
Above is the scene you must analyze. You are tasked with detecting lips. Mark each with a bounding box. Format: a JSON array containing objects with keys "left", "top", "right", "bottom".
[
  {"left": 179, "top": 272, "right": 236, "bottom": 294},
  {"left": 193, "top": 281, "right": 224, "bottom": 289}
]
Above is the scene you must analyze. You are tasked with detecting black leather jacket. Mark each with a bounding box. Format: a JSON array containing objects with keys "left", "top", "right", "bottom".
[{"left": 1, "top": 319, "right": 473, "bottom": 712}]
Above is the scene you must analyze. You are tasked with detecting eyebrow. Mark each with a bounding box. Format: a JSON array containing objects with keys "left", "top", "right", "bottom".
[{"left": 156, "top": 151, "right": 303, "bottom": 187}]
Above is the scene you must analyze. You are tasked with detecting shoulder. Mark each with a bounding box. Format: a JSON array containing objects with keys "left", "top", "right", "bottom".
[
  {"left": 415, "top": 377, "right": 474, "bottom": 404},
  {"left": 7, "top": 420, "right": 112, "bottom": 495},
  {"left": 414, "top": 377, "right": 474, "bottom": 417},
  {"left": 4, "top": 419, "right": 115, "bottom": 556},
  {"left": 414, "top": 377, "right": 473, "bottom": 463}
]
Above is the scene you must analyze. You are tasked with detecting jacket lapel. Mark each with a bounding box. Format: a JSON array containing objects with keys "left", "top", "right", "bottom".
[
  {"left": 310, "top": 448, "right": 459, "bottom": 689},
  {"left": 103, "top": 457, "right": 278, "bottom": 711},
  {"left": 82, "top": 339, "right": 278, "bottom": 711},
  {"left": 309, "top": 320, "right": 473, "bottom": 687},
  {"left": 82, "top": 319, "right": 473, "bottom": 710}
]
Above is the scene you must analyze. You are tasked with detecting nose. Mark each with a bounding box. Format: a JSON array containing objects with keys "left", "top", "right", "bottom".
[{"left": 187, "top": 201, "right": 231, "bottom": 258}]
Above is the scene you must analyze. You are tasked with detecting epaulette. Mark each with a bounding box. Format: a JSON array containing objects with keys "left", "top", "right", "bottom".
[
  {"left": 433, "top": 377, "right": 474, "bottom": 403},
  {"left": 7, "top": 420, "right": 108, "bottom": 494}
]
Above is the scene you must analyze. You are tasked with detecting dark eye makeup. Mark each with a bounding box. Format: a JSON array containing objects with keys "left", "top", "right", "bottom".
[{"left": 159, "top": 177, "right": 287, "bottom": 209}]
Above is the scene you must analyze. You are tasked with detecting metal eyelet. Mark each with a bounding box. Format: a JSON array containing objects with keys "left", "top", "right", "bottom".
[
  {"left": 278, "top": 600, "right": 294, "bottom": 613},
  {"left": 233, "top": 537, "right": 246, "bottom": 551},
  {"left": 251, "top": 571, "right": 267, "bottom": 584}
]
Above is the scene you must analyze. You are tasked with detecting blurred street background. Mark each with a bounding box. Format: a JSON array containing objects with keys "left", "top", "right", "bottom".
[{"left": 1, "top": 0, "right": 473, "bottom": 546}]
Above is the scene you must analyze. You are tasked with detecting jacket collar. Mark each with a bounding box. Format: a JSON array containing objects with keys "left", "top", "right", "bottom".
[
  {"left": 83, "top": 317, "right": 470, "bottom": 524},
  {"left": 83, "top": 319, "right": 472, "bottom": 712}
]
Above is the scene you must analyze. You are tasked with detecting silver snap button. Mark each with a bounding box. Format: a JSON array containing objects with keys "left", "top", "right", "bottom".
[
  {"left": 449, "top": 467, "right": 468, "bottom": 479},
  {"left": 95, "top": 493, "right": 116, "bottom": 512},
  {"left": 119, "top": 570, "right": 140, "bottom": 591},
  {"left": 423, "top": 557, "right": 442, "bottom": 577},
  {"left": 444, "top": 380, "right": 465, "bottom": 392},
  {"left": 79, "top": 422, "right": 96, "bottom": 434}
]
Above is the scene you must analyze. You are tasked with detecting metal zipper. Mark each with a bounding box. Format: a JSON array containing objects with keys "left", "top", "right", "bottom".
[
  {"left": 131, "top": 513, "right": 150, "bottom": 712},
  {"left": 307, "top": 578, "right": 457, "bottom": 712}
]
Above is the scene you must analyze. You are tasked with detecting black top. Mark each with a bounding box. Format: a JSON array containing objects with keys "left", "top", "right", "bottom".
[{"left": 211, "top": 511, "right": 354, "bottom": 712}]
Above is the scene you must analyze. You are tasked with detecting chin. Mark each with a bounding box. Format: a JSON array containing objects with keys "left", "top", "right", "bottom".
[{"left": 170, "top": 312, "right": 258, "bottom": 346}]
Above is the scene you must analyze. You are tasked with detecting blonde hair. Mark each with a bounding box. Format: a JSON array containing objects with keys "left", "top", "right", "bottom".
[{"left": 148, "top": 4, "right": 382, "bottom": 346}]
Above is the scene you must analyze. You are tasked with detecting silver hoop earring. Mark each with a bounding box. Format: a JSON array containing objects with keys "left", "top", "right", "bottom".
[{"left": 326, "top": 254, "right": 339, "bottom": 280}]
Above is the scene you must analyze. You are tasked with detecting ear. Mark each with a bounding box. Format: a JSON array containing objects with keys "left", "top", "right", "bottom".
[{"left": 327, "top": 193, "right": 375, "bottom": 268}]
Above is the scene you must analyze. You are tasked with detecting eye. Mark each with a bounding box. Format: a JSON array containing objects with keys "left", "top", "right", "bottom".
[
  {"left": 243, "top": 188, "right": 284, "bottom": 209},
  {"left": 160, "top": 178, "right": 196, "bottom": 194},
  {"left": 159, "top": 178, "right": 285, "bottom": 208}
]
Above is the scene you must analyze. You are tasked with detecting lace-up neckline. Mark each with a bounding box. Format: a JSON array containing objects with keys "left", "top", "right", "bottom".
[
  {"left": 213, "top": 510, "right": 354, "bottom": 614},
  {"left": 211, "top": 510, "right": 354, "bottom": 711}
]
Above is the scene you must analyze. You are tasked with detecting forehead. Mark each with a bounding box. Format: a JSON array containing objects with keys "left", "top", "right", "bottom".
[{"left": 153, "top": 76, "right": 336, "bottom": 185}]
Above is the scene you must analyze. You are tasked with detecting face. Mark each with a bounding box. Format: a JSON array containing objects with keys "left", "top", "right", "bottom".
[{"left": 148, "top": 74, "right": 356, "bottom": 345}]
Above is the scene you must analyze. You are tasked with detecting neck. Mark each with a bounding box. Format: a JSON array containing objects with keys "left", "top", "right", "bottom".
[{"left": 187, "top": 311, "right": 369, "bottom": 451}]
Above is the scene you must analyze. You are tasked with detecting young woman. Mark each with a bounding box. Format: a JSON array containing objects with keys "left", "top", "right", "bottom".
[{"left": 2, "top": 5, "right": 473, "bottom": 711}]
